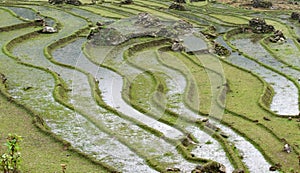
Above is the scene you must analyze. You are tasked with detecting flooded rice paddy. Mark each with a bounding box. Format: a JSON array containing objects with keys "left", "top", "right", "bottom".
[{"left": 0, "top": 1, "right": 299, "bottom": 172}]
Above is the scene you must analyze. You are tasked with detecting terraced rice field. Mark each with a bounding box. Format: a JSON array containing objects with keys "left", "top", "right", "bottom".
[{"left": 0, "top": 0, "right": 300, "bottom": 172}]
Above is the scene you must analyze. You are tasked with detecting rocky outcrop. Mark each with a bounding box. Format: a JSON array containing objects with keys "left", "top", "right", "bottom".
[
  {"left": 252, "top": 0, "right": 272, "bottom": 8},
  {"left": 135, "top": 12, "right": 161, "bottom": 27},
  {"left": 89, "top": 13, "right": 197, "bottom": 48},
  {"left": 249, "top": 18, "right": 274, "bottom": 33},
  {"left": 48, "top": 0, "right": 82, "bottom": 5},
  {"left": 89, "top": 28, "right": 126, "bottom": 45}
]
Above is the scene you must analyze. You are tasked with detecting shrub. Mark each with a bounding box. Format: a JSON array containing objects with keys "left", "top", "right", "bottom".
[{"left": 0, "top": 134, "right": 22, "bottom": 173}]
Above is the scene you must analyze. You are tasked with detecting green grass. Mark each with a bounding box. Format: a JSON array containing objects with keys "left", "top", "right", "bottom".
[
  {"left": 171, "top": 48, "right": 300, "bottom": 171},
  {"left": 221, "top": 61, "right": 300, "bottom": 172},
  {"left": 0, "top": 94, "right": 108, "bottom": 173}
]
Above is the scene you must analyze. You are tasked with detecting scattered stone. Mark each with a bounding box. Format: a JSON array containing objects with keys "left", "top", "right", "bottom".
[
  {"left": 169, "top": 2, "right": 186, "bottom": 10},
  {"left": 283, "top": 143, "right": 292, "bottom": 153},
  {"left": 0, "top": 73, "right": 7, "bottom": 84},
  {"left": 121, "top": 0, "right": 133, "bottom": 4},
  {"left": 269, "top": 166, "right": 277, "bottom": 171},
  {"left": 174, "top": 0, "right": 186, "bottom": 3},
  {"left": 269, "top": 30, "right": 286, "bottom": 43},
  {"left": 205, "top": 121, "right": 220, "bottom": 131},
  {"left": 220, "top": 132, "right": 229, "bottom": 138},
  {"left": 232, "top": 169, "right": 245, "bottom": 173},
  {"left": 180, "top": 134, "right": 196, "bottom": 147},
  {"left": 48, "top": 0, "right": 82, "bottom": 5},
  {"left": 263, "top": 116, "right": 271, "bottom": 121},
  {"left": 190, "top": 0, "right": 205, "bottom": 2},
  {"left": 39, "top": 26, "right": 57, "bottom": 33},
  {"left": 202, "top": 32, "right": 217, "bottom": 39},
  {"left": 296, "top": 118, "right": 300, "bottom": 122},
  {"left": 166, "top": 167, "right": 180, "bottom": 172},
  {"left": 23, "top": 86, "right": 33, "bottom": 91},
  {"left": 201, "top": 118, "right": 209, "bottom": 122},
  {"left": 96, "top": 21, "right": 104, "bottom": 27},
  {"left": 252, "top": 0, "right": 272, "bottom": 8},
  {"left": 195, "top": 165, "right": 202, "bottom": 170},
  {"left": 249, "top": 18, "right": 274, "bottom": 34},
  {"left": 65, "top": 0, "right": 81, "bottom": 5},
  {"left": 269, "top": 163, "right": 282, "bottom": 171},
  {"left": 171, "top": 39, "right": 185, "bottom": 51},
  {"left": 288, "top": 117, "right": 293, "bottom": 121},
  {"left": 48, "top": 0, "right": 63, "bottom": 4},
  {"left": 213, "top": 42, "right": 230, "bottom": 56},
  {"left": 191, "top": 162, "right": 226, "bottom": 173}
]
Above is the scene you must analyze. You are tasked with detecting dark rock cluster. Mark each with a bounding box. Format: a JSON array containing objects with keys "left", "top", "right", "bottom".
[
  {"left": 252, "top": 0, "right": 272, "bottom": 8},
  {"left": 121, "top": 0, "right": 133, "bottom": 4},
  {"left": 190, "top": 0, "right": 206, "bottom": 2},
  {"left": 213, "top": 43, "right": 231, "bottom": 56},
  {"left": 291, "top": 12, "right": 300, "bottom": 22},
  {"left": 48, "top": 0, "right": 82, "bottom": 5},
  {"left": 269, "top": 30, "right": 286, "bottom": 43},
  {"left": 169, "top": 3, "right": 186, "bottom": 11},
  {"left": 249, "top": 18, "right": 274, "bottom": 33},
  {"left": 269, "top": 163, "right": 282, "bottom": 171},
  {"left": 169, "top": 0, "right": 186, "bottom": 10}
]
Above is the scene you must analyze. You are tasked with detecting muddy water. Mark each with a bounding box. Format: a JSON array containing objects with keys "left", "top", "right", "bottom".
[
  {"left": 216, "top": 36, "right": 299, "bottom": 116},
  {"left": 85, "top": 42, "right": 185, "bottom": 140},
  {"left": 7, "top": 6, "right": 36, "bottom": 21},
  {"left": 179, "top": 34, "right": 208, "bottom": 52},
  {"left": 157, "top": 50, "right": 275, "bottom": 173},
  {"left": 269, "top": 38, "right": 300, "bottom": 69},
  {"left": 7, "top": 6, "right": 55, "bottom": 26},
  {"left": 70, "top": 7, "right": 115, "bottom": 24},
  {"left": 129, "top": 49, "right": 234, "bottom": 172},
  {"left": 0, "top": 7, "right": 23, "bottom": 27},
  {"left": 0, "top": 26, "right": 158, "bottom": 172},
  {"left": 55, "top": 38, "right": 199, "bottom": 172},
  {"left": 8, "top": 7, "right": 160, "bottom": 172},
  {"left": 230, "top": 38, "right": 299, "bottom": 115}
]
